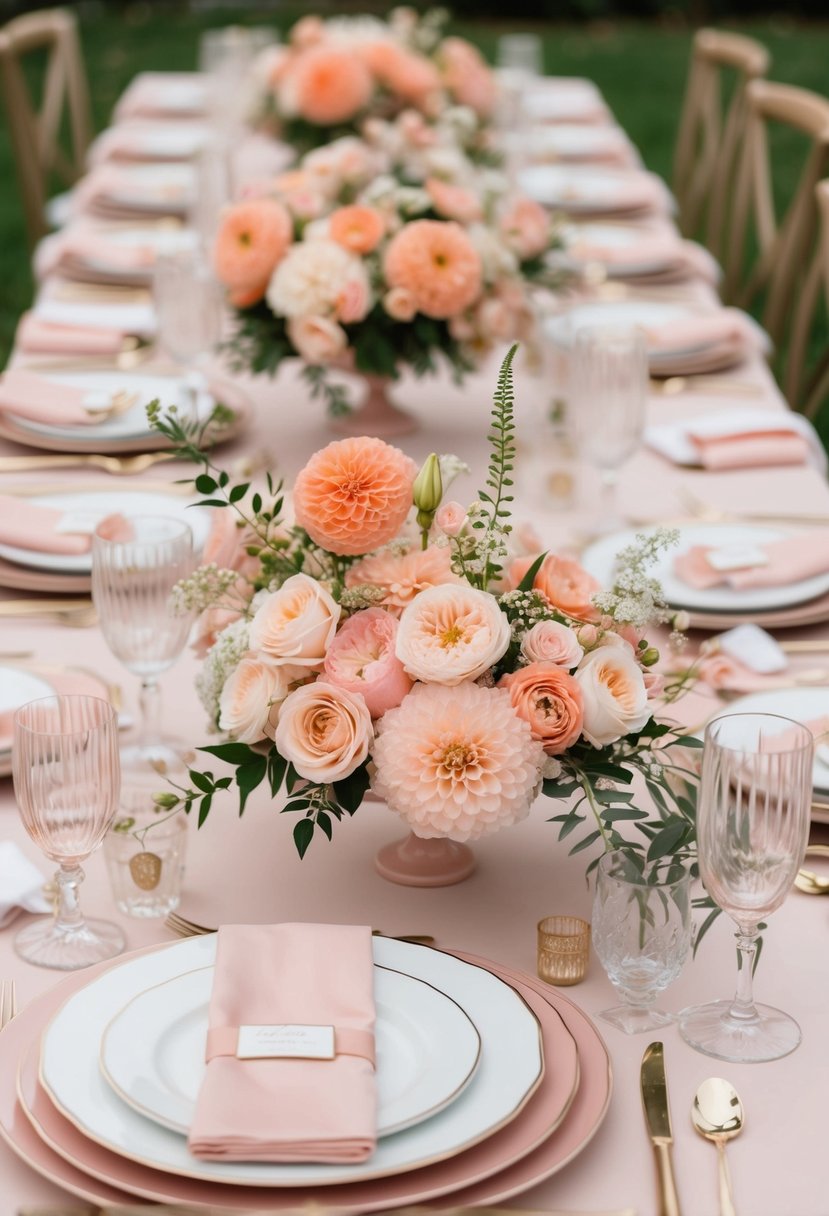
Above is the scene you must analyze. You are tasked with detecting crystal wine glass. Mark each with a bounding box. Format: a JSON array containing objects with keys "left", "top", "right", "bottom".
[
  {"left": 13, "top": 694, "right": 123, "bottom": 970},
  {"left": 569, "top": 324, "right": 648, "bottom": 533},
  {"left": 92, "top": 516, "right": 196, "bottom": 778},
  {"left": 592, "top": 850, "right": 692, "bottom": 1033},
  {"left": 680, "top": 712, "right": 813, "bottom": 1062},
  {"left": 153, "top": 248, "right": 223, "bottom": 419}
]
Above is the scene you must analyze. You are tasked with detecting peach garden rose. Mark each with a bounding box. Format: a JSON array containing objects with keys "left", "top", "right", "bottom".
[
  {"left": 274, "top": 681, "right": 373, "bottom": 783},
  {"left": 574, "top": 646, "right": 650, "bottom": 747},
  {"left": 510, "top": 553, "right": 602, "bottom": 622},
  {"left": 499, "top": 661, "right": 584, "bottom": 756},
  {"left": 395, "top": 583, "right": 511, "bottom": 685},
  {"left": 219, "top": 657, "right": 300, "bottom": 745},
  {"left": 248, "top": 573, "right": 340, "bottom": 669}
]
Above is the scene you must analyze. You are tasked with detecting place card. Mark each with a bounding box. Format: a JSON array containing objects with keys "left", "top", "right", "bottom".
[
  {"left": 236, "top": 1024, "right": 335, "bottom": 1060},
  {"left": 706, "top": 544, "right": 769, "bottom": 573}
]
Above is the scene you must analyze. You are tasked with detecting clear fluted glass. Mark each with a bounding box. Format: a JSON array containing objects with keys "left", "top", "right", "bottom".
[
  {"left": 13, "top": 694, "right": 124, "bottom": 970},
  {"left": 153, "top": 248, "right": 223, "bottom": 418},
  {"left": 680, "top": 713, "right": 813, "bottom": 1062},
  {"left": 592, "top": 850, "right": 692, "bottom": 1033},
  {"left": 92, "top": 516, "right": 196, "bottom": 778}
]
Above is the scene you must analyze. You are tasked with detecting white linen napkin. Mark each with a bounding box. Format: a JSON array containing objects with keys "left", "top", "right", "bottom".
[
  {"left": 716, "top": 624, "right": 788, "bottom": 674},
  {"left": 0, "top": 842, "right": 51, "bottom": 928}
]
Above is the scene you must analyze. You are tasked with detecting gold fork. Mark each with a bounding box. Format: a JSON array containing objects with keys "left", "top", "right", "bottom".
[
  {"left": 165, "top": 911, "right": 434, "bottom": 945},
  {"left": 0, "top": 600, "right": 98, "bottom": 627},
  {"left": 0, "top": 452, "right": 174, "bottom": 475},
  {"left": 0, "top": 979, "right": 17, "bottom": 1030},
  {"left": 83, "top": 389, "right": 140, "bottom": 420}
]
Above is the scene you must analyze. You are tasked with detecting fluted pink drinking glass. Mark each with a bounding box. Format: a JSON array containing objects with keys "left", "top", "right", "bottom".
[{"left": 12, "top": 694, "right": 124, "bottom": 970}]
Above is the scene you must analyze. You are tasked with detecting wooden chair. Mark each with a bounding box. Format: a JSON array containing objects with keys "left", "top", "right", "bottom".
[
  {"left": 786, "top": 179, "right": 829, "bottom": 417},
  {"left": 0, "top": 8, "right": 92, "bottom": 249},
  {"left": 723, "top": 80, "right": 829, "bottom": 351},
  {"left": 673, "top": 29, "right": 770, "bottom": 250}
]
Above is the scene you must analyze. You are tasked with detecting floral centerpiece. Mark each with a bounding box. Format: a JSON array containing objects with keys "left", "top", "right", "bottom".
[
  {"left": 213, "top": 132, "right": 562, "bottom": 433},
  {"left": 150, "top": 347, "right": 700, "bottom": 887},
  {"left": 248, "top": 8, "right": 498, "bottom": 158}
]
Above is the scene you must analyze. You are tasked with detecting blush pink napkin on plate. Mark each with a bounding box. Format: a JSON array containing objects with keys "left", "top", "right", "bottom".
[
  {"left": 0, "top": 495, "right": 129, "bottom": 555},
  {"left": 687, "top": 427, "right": 810, "bottom": 470},
  {"left": 0, "top": 370, "right": 108, "bottom": 427},
  {"left": 15, "top": 312, "right": 128, "bottom": 356},
  {"left": 188, "top": 923, "right": 377, "bottom": 1164},
  {"left": 36, "top": 228, "right": 157, "bottom": 279},
  {"left": 675, "top": 529, "right": 829, "bottom": 590},
  {"left": 644, "top": 308, "right": 767, "bottom": 356}
]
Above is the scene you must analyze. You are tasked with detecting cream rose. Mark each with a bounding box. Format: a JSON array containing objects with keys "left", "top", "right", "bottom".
[
  {"left": 218, "top": 657, "right": 299, "bottom": 744},
  {"left": 521, "top": 620, "right": 584, "bottom": 669},
  {"left": 248, "top": 573, "right": 340, "bottom": 669},
  {"left": 395, "top": 583, "right": 511, "bottom": 685},
  {"left": 384, "top": 286, "right": 417, "bottom": 321},
  {"left": 287, "top": 315, "right": 348, "bottom": 363},
  {"left": 274, "top": 680, "right": 373, "bottom": 782},
  {"left": 574, "top": 646, "right": 650, "bottom": 747},
  {"left": 434, "top": 500, "right": 467, "bottom": 538}
]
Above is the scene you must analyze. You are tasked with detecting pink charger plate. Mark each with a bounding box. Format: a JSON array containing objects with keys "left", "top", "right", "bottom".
[{"left": 3, "top": 944, "right": 610, "bottom": 1210}]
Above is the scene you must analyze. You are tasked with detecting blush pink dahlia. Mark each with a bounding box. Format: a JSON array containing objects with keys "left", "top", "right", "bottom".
[
  {"left": 371, "top": 681, "right": 545, "bottom": 842},
  {"left": 345, "top": 545, "right": 462, "bottom": 614}
]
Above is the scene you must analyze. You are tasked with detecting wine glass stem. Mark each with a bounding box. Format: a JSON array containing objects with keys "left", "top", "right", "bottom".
[
  {"left": 600, "top": 467, "right": 619, "bottom": 522},
  {"left": 138, "top": 677, "right": 162, "bottom": 751},
  {"left": 730, "top": 927, "right": 760, "bottom": 1022},
  {"left": 55, "top": 864, "right": 86, "bottom": 934}
]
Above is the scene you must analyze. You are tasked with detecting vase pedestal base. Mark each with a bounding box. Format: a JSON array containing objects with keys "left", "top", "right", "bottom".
[
  {"left": 330, "top": 375, "right": 417, "bottom": 438},
  {"left": 375, "top": 832, "right": 476, "bottom": 887}
]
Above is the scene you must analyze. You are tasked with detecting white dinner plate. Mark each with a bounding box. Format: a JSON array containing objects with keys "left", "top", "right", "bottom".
[
  {"left": 517, "top": 166, "right": 659, "bottom": 213},
  {"left": 100, "top": 124, "right": 210, "bottom": 162},
  {"left": 98, "top": 165, "right": 196, "bottom": 215},
  {"left": 6, "top": 370, "right": 216, "bottom": 443},
  {"left": 544, "top": 300, "right": 702, "bottom": 357},
  {"left": 524, "top": 125, "right": 629, "bottom": 160},
  {"left": 101, "top": 964, "right": 481, "bottom": 1139},
  {"left": 707, "top": 688, "right": 829, "bottom": 791},
  {"left": 0, "top": 667, "right": 55, "bottom": 749},
  {"left": 0, "top": 490, "right": 210, "bottom": 574},
  {"left": 581, "top": 524, "right": 829, "bottom": 614},
  {"left": 79, "top": 226, "right": 200, "bottom": 276},
  {"left": 523, "top": 80, "right": 604, "bottom": 122},
  {"left": 40, "top": 934, "right": 543, "bottom": 1187},
  {"left": 561, "top": 223, "right": 676, "bottom": 276}
]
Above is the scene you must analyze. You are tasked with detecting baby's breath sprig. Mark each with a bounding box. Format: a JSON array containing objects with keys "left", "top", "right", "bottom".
[{"left": 592, "top": 527, "right": 679, "bottom": 631}]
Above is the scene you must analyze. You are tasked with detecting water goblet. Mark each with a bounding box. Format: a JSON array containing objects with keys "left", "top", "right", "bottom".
[
  {"left": 152, "top": 247, "right": 223, "bottom": 419},
  {"left": 13, "top": 694, "right": 123, "bottom": 970},
  {"left": 569, "top": 324, "right": 648, "bottom": 533},
  {"left": 680, "top": 712, "right": 812, "bottom": 1062},
  {"left": 592, "top": 850, "right": 692, "bottom": 1033},
  {"left": 92, "top": 516, "right": 196, "bottom": 778}
]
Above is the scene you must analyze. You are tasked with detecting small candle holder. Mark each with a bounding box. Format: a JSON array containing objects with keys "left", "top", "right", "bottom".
[{"left": 537, "top": 915, "right": 591, "bottom": 986}]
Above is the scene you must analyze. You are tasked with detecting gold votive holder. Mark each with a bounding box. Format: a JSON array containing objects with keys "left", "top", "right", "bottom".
[{"left": 537, "top": 915, "right": 591, "bottom": 986}]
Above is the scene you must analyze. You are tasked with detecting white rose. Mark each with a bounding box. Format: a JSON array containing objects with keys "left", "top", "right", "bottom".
[
  {"left": 218, "top": 656, "right": 301, "bottom": 744},
  {"left": 275, "top": 680, "right": 373, "bottom": 782},
  {"left": 521, "top": 620, "right": 584, "bottom": 669},
  {"left": 267, "top": 239, "right": 369, "bottom": 319},
  {"left": 287, "top": 315, "right": 347, "bottom": 363},
  {"left": 574, "top": 647, "right": 650, "bottom": 748},
  {"left": 248, "top": 573, "right": 340, "bottom": 669},
  {"left": 395, "top": 583, "right": 511, "bottom": 685}
]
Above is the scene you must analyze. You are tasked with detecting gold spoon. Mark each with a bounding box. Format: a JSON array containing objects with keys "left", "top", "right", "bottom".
[
  {"left": 794, "top": 844, "right": 829, "bottom": 895},
  {"left": 0, "top": 451, "right": 174, "bottom": 475},
  {"left": 692, "top": 1077, "right": 744, "bottom": 1216}
]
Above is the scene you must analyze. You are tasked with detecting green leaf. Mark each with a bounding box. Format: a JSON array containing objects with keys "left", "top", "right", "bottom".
[
  {"left": 316, "top": 811, "right": 333, "bottom": 841},
  {"left": 333, "top": 763, "right": 370, "bottom": 815},
  {"left": 236, "top": 755, "right": 267, "bottom": 815},
  {"left": 198, "top": 742, "right": 256, "bottom": 766},
  {"left": 189, "top": 770, "right": 214, "bottom": 794},
  {"left": 569, "top": 829, "right": 601, "bottom": 855},
  {"left": 197, "top": 794, "right": 213, "bottom": 828},
  {"left": 195, "top": 474, "right": 217, "bottom": 494},
  {"left": 517, "top": 550, "right": 548, "bottom": 592},
  {"left": 692, "top": 906, "right": 722, "bottom": 957},
  {"left": 647, "top": 820, "right": 689, "bottom": 862},
  {"left": 267, "top": 749, "right": 288, "bottom": 797},
  {"left": 293, "top": 818, "right": 315, "bottom": 859},
  {"left": 229, "top": 483, "right": 250, "bottom": 503}
]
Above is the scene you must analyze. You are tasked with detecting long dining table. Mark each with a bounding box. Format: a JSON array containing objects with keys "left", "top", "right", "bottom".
[{"left": 0, "top": 65, "right": 828, "bottom": 1216}]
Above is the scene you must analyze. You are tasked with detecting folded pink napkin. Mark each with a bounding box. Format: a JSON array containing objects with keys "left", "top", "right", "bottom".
[
  {"left": 36, "top": 228, "right": 156, "bottom": 279},
  {"left": 675, "top": 529, "right": 829, "bottom": 590},
  {"left": 570, "top": 233, "right": 682, "bottom": 268},
  {"left": 0, "top": 370, "right": 105, "bottom": 427},
  {"left": 0, "top": 495, "right": 128, "bottom": 554},
  {"left": 188, "top": 923, "right": 377, "bottom": 1163},
  {"left": 15, "top": 312, "right": 127, "bottom": 356},
  {"left": 687, "top": 425, "right": 810, "bottom": 471},
  {"left": 644, "top": 309, "right": 764, "bottom": 356}
]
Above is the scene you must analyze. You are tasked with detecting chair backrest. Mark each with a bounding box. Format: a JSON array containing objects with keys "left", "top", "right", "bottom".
[
  {"left": 786, "top": 179, "right": 829, "bottom": 417},
  {"left": 723, "top": 80, "right": 829, "bottom": 346},
  {"left": 0, "top": 8, "right": 92, "bottom": 248},
  {"left": 673, "top": 28, "right": 769, "bottom": 247}
]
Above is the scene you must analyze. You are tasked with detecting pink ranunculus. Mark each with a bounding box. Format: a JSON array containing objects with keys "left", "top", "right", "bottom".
[
  {"left": 248, "top": 573, "right": 340, "bottom": 669},
  {"left": 383, "top": 286, "right": 418, "bottom": 321},
  {"left": 499, "top": 661, "right": 585, "bottom": 755},
  {"left": 287, "top": 315, "right": 348, "bottom": 364},
  {"left": 335, "top": 274, "right": 371, "bottom": 324},
  {"left": 574, "top": 646, "right": 650, "bottom": 747},
  {"left": 275, "top": 680, "right": 373, "bottom": 783},
  {"left": 499, "top": 197, "right": 551, "bottom": 260},
  {"left": 323, "top": 608, "right": 412, "bottom": 718},
  {"left": 510, "top": 553, "right": 601, "bottom": 622},
  {"left": 425, "top": 178, "right": 484, "bottom": 224},
  {"left": 395, "top": 583, "right": 511, "bottom": 685},
  {"left": 434, "top": 500, "right": 468, "bottom": 538},
  {"left": 521, "top": 620, "right": 584, "bottom": 669},
  {"left": 475, "top": 297, "right": 516, "bottom": 342}
]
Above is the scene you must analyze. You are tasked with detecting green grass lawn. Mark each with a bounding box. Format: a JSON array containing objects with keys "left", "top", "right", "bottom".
[{"left": 0, "top": 7, "right": 827, "bottom": 436}]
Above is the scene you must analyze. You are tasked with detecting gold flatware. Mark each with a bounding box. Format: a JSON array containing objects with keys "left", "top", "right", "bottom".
[
  {"left": 20, "top": 342, "right": 153, "bottom": 372},
  {"left": 0, "top": 600, "right": 97, "bottom": 628},
  {"left": 641, "top": 1041, "right": 682, "bottom": 1216},
  {"left": 0, "top": 452, "right": 174, "bottom": 475},
  {"left": 164, "top": 910, "right": 434, "bottom": 945},
  {"left": 691, "top": 1077, "right": 744, "bottom": 1216},
  {"left": 50, "top": 282, "right": 152, "bottom": 304},
  {"left": 794, "top": 844, "right": 829, "bottom": 895},
  {"left": 677, "top": 489, "right": 829, "bottom": 529},
  {"left": 83, "top": 389, "right": 139, "bottom": 420},
  {"left": 0, "top": 649, "right": 35, "bottom": 660},
  {"left": 781, "top": 640, "right": 829, "bottom": 653},
  {"left": 0, "top": 979, "right": 17, "bottom": 1029},
  {"left": 650, "top": 376, "right": 764, "bottom": 398}
]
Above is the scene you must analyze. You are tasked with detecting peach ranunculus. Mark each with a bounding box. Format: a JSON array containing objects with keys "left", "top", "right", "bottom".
[
  {"left": 213, "top": 199, "right": 293, "bottom": 307},
  {"left": 248, "top": 573, "right": 340, "bottom": 669},
  {"left": 384, "top": 220, "right": 483, "bottom": 319},
  {"left": 323, "top": 608, "right": 412, "bottom": 717},
  {"left": 574, "top": 646, "right": 650, "bottom": 748},
  {"left": 290, "top": 47, "right": 374, "bottom": 126},
  {"left": 274, "top": 680, "right": 373, "bottom": 783},
  {"left": 293, "top": 437, "right": 418, "bottom": 557},
  {"left": 499, "top": 197, "right": 551, "bottom": 260},
  {"left": 499, "top": 661, "right": 584, "bottom": 756},
  {"left": 287, "top": 315, "right": 348, "bottom": 363},
  {"left": 520, "top": 620, "right": 584, "bottom": 669},
  {"left": 371, "top": 681, "right": 544, "bottom": 841},
  {"left": 267, "top": 239, "right": 371, "bottom": 320},
  {"left": 510, "top": 553, "right": 601, "bottom": 622},
  {"left": 361, "top": 41, "right": 443, "bottom": 108},
  {"left": 383, "top": 286, "right": 418, "bottom": 322},
  {"left": 345, "top": 545, "right": 462, "bottom": 614},
  {"left": 434, "top": 501, "right": 467, "bottom": 538},
  {"left": 439, "top": 37, "right": 498, "bottom": 118},
  {"left": 425, "top": 178, "right": 483, "bottom": 224},
  {"left": 219, "top": 656, "right": 297, "bottom": 745},
  {"left": 395, "top": 583, "right": 511, "bottom": 685},
  {"left": 329, "top": 205, "right": 386, "bottom": 255}
]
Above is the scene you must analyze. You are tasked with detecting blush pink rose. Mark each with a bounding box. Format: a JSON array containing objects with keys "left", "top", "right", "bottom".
[
  {"left": 334, "top": 275, "right": 371, "bottom": 324},
  {"left": 323, "top": 608, "right": 412, "bottom": 718},
  {"left": 288, "top": 315, "right": 348, "bottom": 363},
  {"left": 274, "top": 680, "right": 373, "bottom": 783},
  {"left": 425, "top": 178, "right": 483, "bottom": 224},
  {"left": 434, "top": 501, "right": 467, "bottom": 538},
  {"left": 520, "top": 620, "right": 584, "bottom": 669},
  {"left": 249, "top": 573, "right": 340, "bottom": 669},
  {"left": 510, "top": 553, "right": 601, "bottom": 622},
  {"left": 499, "top": 661, "right": 585, "bottom": 755},
  {"left": 499, "top": 197, "right": 550, "bottom": 260}
]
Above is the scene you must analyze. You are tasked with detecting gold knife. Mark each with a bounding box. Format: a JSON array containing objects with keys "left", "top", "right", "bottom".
[{"left": 641, "top": 1041, "right": 682, "bottom": 1216}]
